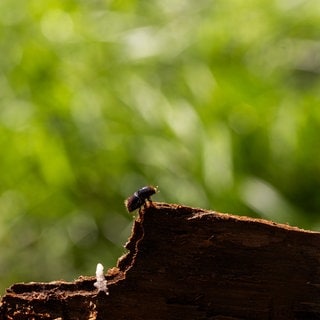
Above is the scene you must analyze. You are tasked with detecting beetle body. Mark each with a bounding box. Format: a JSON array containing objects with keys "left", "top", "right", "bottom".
[{"left": 125, "top": 186, "right": 158, "bottom": 212}]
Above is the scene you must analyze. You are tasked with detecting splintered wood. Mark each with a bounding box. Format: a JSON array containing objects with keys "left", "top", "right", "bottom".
[{"left": 1, "top": 203, "right": 320, "bottom": 319}]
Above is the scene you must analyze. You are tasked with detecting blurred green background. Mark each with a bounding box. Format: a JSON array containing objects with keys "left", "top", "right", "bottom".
[{"left": 1, "top": 0, "right": 320, "bottom": 294}]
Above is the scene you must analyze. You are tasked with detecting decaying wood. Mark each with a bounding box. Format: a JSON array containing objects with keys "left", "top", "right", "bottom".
[{"left": 1, "top": 203, "right": 320, "bottom": 320}]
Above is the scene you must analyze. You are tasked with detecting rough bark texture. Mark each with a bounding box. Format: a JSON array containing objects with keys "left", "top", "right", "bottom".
[{"left": 1, "top": 202, "right": 320, "bottom": 319}]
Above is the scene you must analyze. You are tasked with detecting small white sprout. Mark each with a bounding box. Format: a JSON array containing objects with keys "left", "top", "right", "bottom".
[{"left": 94, "top": 263, "right": 109, "bottom": 294}]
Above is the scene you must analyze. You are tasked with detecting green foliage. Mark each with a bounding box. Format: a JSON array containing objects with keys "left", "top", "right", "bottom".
[{"left": 1, "top": 0, "right": 320, "bottom": 292}]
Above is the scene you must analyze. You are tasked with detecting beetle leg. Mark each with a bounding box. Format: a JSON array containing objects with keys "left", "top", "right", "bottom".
[{"left": 147, "top": 198, "right": 154, "bottom": 207}]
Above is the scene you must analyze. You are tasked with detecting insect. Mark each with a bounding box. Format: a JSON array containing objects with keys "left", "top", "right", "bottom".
[{"left": 125, "top": 185, "right": 158, "bottom": 213}]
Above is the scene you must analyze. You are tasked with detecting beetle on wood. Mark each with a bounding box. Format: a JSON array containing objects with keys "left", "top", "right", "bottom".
[{"left": 125, "top": 186, "right": 158, "bottom": 213}]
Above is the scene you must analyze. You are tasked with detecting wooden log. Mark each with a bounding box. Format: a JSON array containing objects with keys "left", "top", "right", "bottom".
[{"left": 1, "top": 203, "right": 320, "bottom": 319}]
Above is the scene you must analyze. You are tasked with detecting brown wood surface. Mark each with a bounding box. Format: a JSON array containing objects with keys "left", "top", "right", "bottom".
[{"left": 1, "top": 202, "right": 320, "bottom": 319}]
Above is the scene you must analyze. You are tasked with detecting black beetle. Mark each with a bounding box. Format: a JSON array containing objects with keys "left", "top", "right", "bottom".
[{"left": 125, "top": 186, "right": 158, "bottom": 212}]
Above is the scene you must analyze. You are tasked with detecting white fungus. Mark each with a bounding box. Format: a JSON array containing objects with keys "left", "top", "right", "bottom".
[{"left": 94, "top": 263, "right": 109, "bottom": 294}]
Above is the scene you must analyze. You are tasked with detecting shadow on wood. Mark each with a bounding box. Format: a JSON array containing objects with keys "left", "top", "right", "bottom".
[{"left": 1, "top": 203, "right": 320, "bottom": 319}]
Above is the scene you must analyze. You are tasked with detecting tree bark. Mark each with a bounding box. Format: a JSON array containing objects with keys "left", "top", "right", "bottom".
[{"left": 1, "top": 203, "right": 320, "bottom": 319}]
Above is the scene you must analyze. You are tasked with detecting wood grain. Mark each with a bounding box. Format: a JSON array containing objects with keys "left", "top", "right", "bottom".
[{"left": 1, "top": 203, "right": 320, "bottom": 319}]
